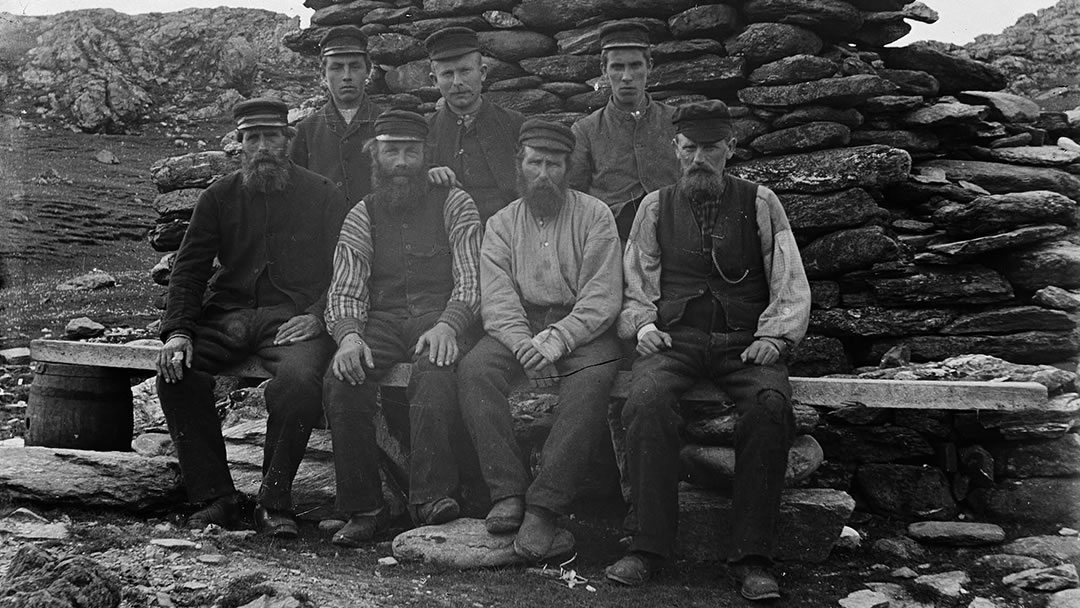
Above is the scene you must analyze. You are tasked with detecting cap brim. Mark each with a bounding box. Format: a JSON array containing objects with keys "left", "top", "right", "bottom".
[
  {"left": 429, "top": 46, "right": 479, "bottom": 61},
  {"left": 237, "top": 116, "right": 288, "bottom": 130},
  {"left": 322, "top": 47, "right": 368, "bottom": 56},
  {"left": 375, "top": 134, "right": 426, "bottom": 142}
]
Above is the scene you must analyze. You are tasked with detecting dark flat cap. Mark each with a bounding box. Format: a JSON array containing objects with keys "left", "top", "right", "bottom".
[
  {"left": 425, "top": 26, "right": 480, "bottom": 61},
  {"left": 233, "top": 98, "right": 289, "bottom": 130},
  {"left": 320, "top": 25, "right": 368, "bottom": 57},
  {"left": 600, "top": 21, "right": 650, "bottom": 51},
  {"left": 374, "top": 109, "right": 428, "bottom": 142},
  {"left": 672, "top": 100, "right": 735, "bottom": 142},
  {"left": 518, "top": 118, "right": 575, "bottom": 154}
]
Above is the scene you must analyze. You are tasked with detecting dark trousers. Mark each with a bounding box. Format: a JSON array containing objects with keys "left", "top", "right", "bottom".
[
  {"left": 623, "top": 326, "right": 795, "bottom": 561},
  {"left": 457, "top": 330, "right": 621, "bottom": 515},
  {"left": 322, "top": 310, "right": 472, "bottom": 514},
  {"left": 157, "top": 304, "right": 334, "bottom": 510}
]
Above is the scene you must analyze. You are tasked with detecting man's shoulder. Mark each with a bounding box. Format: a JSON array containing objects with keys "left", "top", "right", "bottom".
[
  {"left": 294, "top": 102, "right": 332, "bottom": 128},
  {"left": 572, "top": 106, "right": 605, "bottom": 133},
  {"left": 483, "top": 98, "right": 525, "bottom": 123},
  {"left": 570, "top": 189, "right": 608, "bottom": 212}
]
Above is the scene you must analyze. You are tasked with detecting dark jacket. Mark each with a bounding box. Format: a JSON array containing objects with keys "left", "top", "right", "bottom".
[
  {"left": 289, "top": 99, "right": 380, "bottom": 207},
  {"left": 161, "top": 163, "right": 347, "bottom": 341}
]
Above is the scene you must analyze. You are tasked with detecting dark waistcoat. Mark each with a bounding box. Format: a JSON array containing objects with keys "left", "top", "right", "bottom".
[
  {"left": 656, "top": 175, "right": 769, "bottom": 332},
  {"left": 367, "top": 186, "right": 454, "bottom": 317}
]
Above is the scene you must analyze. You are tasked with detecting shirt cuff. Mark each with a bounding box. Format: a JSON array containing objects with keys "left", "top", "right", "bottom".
[
  {"left": 636, "top": 323, "right": 659, "bottom": 343},
  {"left": 531, "top": 328, "right": 567, "bottom": 364},
  {"left": 331, "top": 317, "right": 365, "bottom": 345},
  {"left": 759, "top": 336, "right": 789, "bottom": 355},
  {"left": 163, "top": 330, "right": 193, "bottom": 344},
  {"left": 438, "top": 301, "right": 473, "bottom": 337}
]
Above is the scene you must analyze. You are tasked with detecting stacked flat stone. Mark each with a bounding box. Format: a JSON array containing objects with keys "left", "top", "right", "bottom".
[
  {"left": 280, "top": 0, "right": 1080, "bottom": 374},
  {"left": 145, "top": 150, "right": 241, "bottom": 303}
]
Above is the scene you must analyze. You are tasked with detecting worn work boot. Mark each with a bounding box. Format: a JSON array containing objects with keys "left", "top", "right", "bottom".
[
  {"left": 332, "top": 513, "right": 378, "bottom": 547},
  {"left": 414, "top": 497, "right": 460, "bottom": 526},
  {"left": 186, "top": 492, "right": 244, "bottom": 530},
  {"left": 730, "top": 556, "right": 781, "bottom": 601},
  {"left": 513, "top": 506, "right": 558, "bottom": 562},
  {"left": 485, "top": 496, "right": 525, "bottom": 534},
  {"left": 255, "top": 505, "right": 300, "bottom": 539},
  {"left": 605, "top": 551, "right": 663, "bottom": 587}
]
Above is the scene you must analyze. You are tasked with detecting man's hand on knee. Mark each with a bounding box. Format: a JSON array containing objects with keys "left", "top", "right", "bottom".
[
  {"left": 636, "top": 329, "right": 672, "bottom": 356},
  {"left": 157, "top": 335, "right": 193, "bottom": 383},
  {"left": 741, "top": 339, "right": 780, "bottom": 366},
  {"left": 274, "top": 313, "right": 323, "bottom": 345},
  {"left": 414, "top": 322, "right": 459, "bottom": 367},
  {"left": 333, "top": 334, "right": 374, "bottom": 386}
]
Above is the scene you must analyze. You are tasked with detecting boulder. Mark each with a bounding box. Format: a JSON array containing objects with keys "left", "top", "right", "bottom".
[
  {"left": 565, "top": 89, "right": 611, "bottom": 113},
  {"left": 850, "top": 129, "right": 939, "bottom": 153},
  {"left": 1003, "top": 565, "right": 1080, "bottom": 592},
  {"left": 991, "top": 434, "right": 1080, "bottom": 478},
  {"left": 483, "top": 89, "right": 563, "bottom": 114},
  {"left": 880, "top": 43, "right": 1007, "bottom": 94},
  {"left": 801, "top": 226, "right": 901, "bottom": 279},
  {"left": 1034, "top": 286, "right": 1080, "bottom": 311},
  {"left": 750, "top": 121, "right": 851, "bottom": 155},
  {"left": 900, "top": 100, "right": 988, "bottom": 126},
  {"left": 648, "top": 55, "right": 745, "bottom": 92},
  {"left": 906, "top": 521, "right": 1006, "bottom": 546},
  {"left": 363, "top": 7, "right": 414, "bottom": 24},
  {"left": 537, "top": 81, "right": 591, "bottom": 97},
  {"left": 651, "top": 38, "right": 726, "bottom": 63},
  {"left": 731, "top": 116, "right": 770, "bottom": 145},
  {"left": 974, "top": 554, "right": 1049, "bottom": 576},
  {"left": 743, "top": 0, "right": 864, "bottom": 37},
  {"left": 810, "top": 280, "right": 841, "bottom": 309},
  {"left": 554, "top": 18, "right": 668, "bottom": 56},
  {"left": 152, "top": 188, "right": 201, "bottom": 217},
  {"left": 789, "top": 334, "right": 854, "bottom": 376},
  {"left": 680, "top": 435, "right": 824, "bottom": 490},
  {"left": 748, "top": 54, "right": 837, "bottom": 86},
  {"left": 422, "top": 0, "right": 515, "bottom": 17},
  {"left": 685, "top": 404, "right": 821, "bottom": 445},
  {"left": 150, "top": 151, "right": 238, "bottom": 193},
  {"left": 477, "top": 31, "right": 555, "bottom": 63},
  {"left": 997, "top": 238, "right": 1080, "bottom": 291},
  {"left": 856, "top": 463, "right": 958, "bottom": 520},
  {"left": 851, "top": 20, "right": 911, "bottom": 48},
  {"left": 729, "top": 144, "right": 911, "bottom": 193},
  {"left": 871, "top": 332, "right": 1080, "bottom": 366},
  {"left": 392, "top": 518, "right": 574, "bottom": 568},
  {"left": 1049, "top": 589, "right": 1080, "bottom": 608},
  {"left": 773, "top": 106, "right": 864, "bottom": 129},
  {"left": 65, "top": 317, "right": 105, "bottom": 339},
  {"left": 927, "top": 225, "right": 1069, "bottom": 257},
  {"left": 56, "top": 270, "right": 116, "bottom": 291},
  {"left": 677, "top": 488, "right": 855, "bottom": 562},
  {"left": 958, "top": 90, "right": 1041, "bottom": 123},
  {"left": 68, "top": 72, "right": 153, "bottom": 133},
  {"left": 519, "top": 55, "right": 599, "bottom": 82},
  {"left": 932, "top": 191, "right": 1077, "bottom": 238},
  {"left": 0, "top": 545, "right": 122, "bottom": 608},
  {"left": 810, "top": 307, "right": 954, "bottom": 338},
  {"left": 724, "top": 23, "right": 823, "bottom": 69},
  {"left": 385, "top": 58, "right": 435, "bottom": 93},
  {"left": 667, "top": 4, "right": 740, "bottom": 40},
  {"left": 855, "top": 353, "right": 1077, "bottom": 393},
  {"left": 780, "top": 188, "right": 886, "bottom": 236},
  {"left": 738, "top": 75, "right": 900, "bottom": 108},
  {"left": 0, "top": 446, "right": 183, "bottom": 508},
  {"left": 311, "top": 0, "right": 395, "bottom": 26},
  {"left": 513, "top": 0, "right": 697, "bottom": 30},
  {"left": 368, "top": 33, "right": 427, "bottom": 65},
  {"left": 912, "top": 571, "right": 970, "bottom": 602},
  {"left": 840, "top": 264, "right": 1013, "bottom": 307},
  {"left": 814, "top": 424, "right": 934, "bottom": 463},
  {"left": 955, "top": 406, "right": 1080, "bottom": 442},
  {"left": 147, "top": 219, "right": 188, "bottom": 253},
  {"left": 391, "top": 16, "right": 488, "bottom": 40},
  {"left": 838, "top": 589, "right": 891, "bottom": 608},
  {"left": 1000, "top": 535, "right": 1080, "bottom": 562},
  {"left": 487, "top": 76, "right": 544, "bottom": 92},
  {"left": 983, "top": 146, "right": 1080, "bottom": 167},
  {"left": 941, "top": 306, "right": 1076, "bottom": 335},
  {"left": 876, "top": 68, "right": 940, "bottom": 97}
]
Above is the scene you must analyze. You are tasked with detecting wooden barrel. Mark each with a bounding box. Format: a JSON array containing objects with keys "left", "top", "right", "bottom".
[{"left": 26, "top": 362, "right": 134, "bottom": 451}]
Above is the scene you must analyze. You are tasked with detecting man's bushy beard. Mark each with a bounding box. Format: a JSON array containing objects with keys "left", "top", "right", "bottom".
[
  {"left": 371, "top": 160, "right": 427, "bottom": 215},
  {"left": 680, "top": 162, "right": 724, "bottom": 203},
  {"left": 517, "top": 169, "right": 568, "bottom": 219},
  {"left": 241, "top": 148, "right": 291, "bottom": 193}
]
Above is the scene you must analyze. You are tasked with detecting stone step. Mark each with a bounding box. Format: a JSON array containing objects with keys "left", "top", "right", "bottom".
[{"left": 677, "top": 487, "right": 855, "bottom": 563}]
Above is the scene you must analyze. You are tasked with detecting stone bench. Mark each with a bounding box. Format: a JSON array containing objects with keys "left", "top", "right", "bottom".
[{"left": 22, "top": 338, "right": 1070, "bottom": 563}]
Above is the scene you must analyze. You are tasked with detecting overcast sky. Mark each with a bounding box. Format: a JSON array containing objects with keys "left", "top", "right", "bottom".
[{"left": 0, "top": 0, "right": 1059, "bottom": 46}]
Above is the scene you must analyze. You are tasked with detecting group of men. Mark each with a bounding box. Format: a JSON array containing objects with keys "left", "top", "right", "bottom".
[{"left": 156, "top": 20, "right": 810, "bottom": 601}]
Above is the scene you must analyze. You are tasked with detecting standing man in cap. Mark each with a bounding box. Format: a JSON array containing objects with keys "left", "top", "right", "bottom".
[
  {"left": 157, "top": 98, "right": 347, "bottom": 538},
  {"left": 323, "top": 109, "right": 483, "bottom": 545},
  {"left": 457, "top": 119, "right": 622, "bottom": 562},
  {"left": 568, "top": 20, "right": 679, "bottom": 241},
  {"left": 290, "top": 25, "right": 381, "bottom": 208},
  {"left": 424, "top": 26, "right": 525, "bottom": 223},
  {"left": 607, "top": 100, "right": 810, "bottom": 601}
]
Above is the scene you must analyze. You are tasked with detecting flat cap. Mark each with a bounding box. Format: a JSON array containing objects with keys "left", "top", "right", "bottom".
[
  {"left": 425, "top": 26, "right": 480, "bottom": 61},
  {"left": 233, "top": 97, "right": 289, "bottom": 131},
  {"left": 600, "top": 21, "right": 650, "bottom": 51},
  {"left": 374, "top": 109, "right": 428, "bottom": 142},
  {"left": 672, "top": 100, "right": 735, "bottom": 143},
  {"left": 320, "top": 25, "right": 368, "bottom": 57},
  {"left": 518, "top": 118, "right": 575, "bottom": 154}
]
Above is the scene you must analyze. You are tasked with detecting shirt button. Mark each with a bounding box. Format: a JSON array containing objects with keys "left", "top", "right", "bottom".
[
  {"left": 405, "top": 244, "right": 412, "bottom": 250},
  {"left": 402, "top": 223, "right": 408, "bottom": 229},
  {"left": 336, "top": 181, "right": 342, "bottom": 187},
  {"left": 542, "top": 242, "right": 549, "bottom": 247}
]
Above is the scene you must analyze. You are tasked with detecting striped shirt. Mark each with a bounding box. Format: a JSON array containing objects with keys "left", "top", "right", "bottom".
[{"left": 325, "top": 187, "right": 482, "bottom": 343}]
